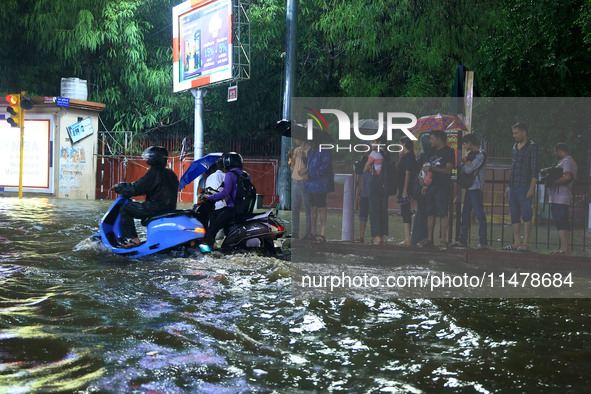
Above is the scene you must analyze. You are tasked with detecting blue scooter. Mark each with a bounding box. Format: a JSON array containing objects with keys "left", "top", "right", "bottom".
[
  {"left": 92, "top": 153, "right": 223, "bottom": 257},
  {"left": 93, "top": 196, "right": 210, "bottom": 257}
]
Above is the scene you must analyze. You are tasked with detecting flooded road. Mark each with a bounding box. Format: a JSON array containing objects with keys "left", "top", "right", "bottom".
[{"left": 0, "top": 197, "right": 590, "bottom": 392}]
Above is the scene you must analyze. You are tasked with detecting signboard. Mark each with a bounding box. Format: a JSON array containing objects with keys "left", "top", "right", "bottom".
[
  {"left": 56, "top": 97, "right": 70, "bottom": 107},
  {"left": 0, "top": 119, "right": 51, "bottom": 189},
  {"left": 66, "top": 117, "right": 94, "bottom": 144},
  {"left": 227, "top": 85, "right": 237, "bottom": 102},
  {"left": 172, "top": 0, "right": 233, "bottom": 92},
  {"left": 59, "top": 146, "right": 87, "bottom": 193}
]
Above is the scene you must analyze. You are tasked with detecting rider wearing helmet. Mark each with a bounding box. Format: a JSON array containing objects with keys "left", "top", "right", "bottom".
[
  {"left": 112, "top": 146, "right": 179, "bottom": 248},
  {"left": 203, "top": 152, "right": 247, "bottom": 249}
]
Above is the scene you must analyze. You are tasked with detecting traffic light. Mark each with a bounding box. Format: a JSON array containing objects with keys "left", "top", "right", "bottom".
[
  {"left": 5, "top": 94, "right": 21, "bottom": 128},
  {"left": 21, "top": 96, "right": 34, "bottom": 110}
]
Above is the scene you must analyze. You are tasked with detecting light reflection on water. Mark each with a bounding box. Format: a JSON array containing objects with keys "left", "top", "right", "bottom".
[{"left": 0, "top": 197, "right": 590, "bottom": 392}]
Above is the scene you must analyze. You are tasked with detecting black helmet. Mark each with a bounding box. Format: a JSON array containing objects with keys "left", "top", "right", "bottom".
[
  {"left": 142, "top": 146, "right": 168, "bottom": 166},
  {"left": 223, "top": 152, "right": 243, "bottom": 170}
]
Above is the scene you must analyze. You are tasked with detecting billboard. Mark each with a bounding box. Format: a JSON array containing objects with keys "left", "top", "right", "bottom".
[
  {"left": 173, "top": 0, "right": 233, "bottom": 92},
  {"left": 0, "top": 119, "right": 51, "bottom": 189}
]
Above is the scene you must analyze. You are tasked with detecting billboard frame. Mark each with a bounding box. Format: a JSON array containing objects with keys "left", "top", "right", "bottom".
[{"left": 172, "top": 0, "right": 250, "bottom": 93}]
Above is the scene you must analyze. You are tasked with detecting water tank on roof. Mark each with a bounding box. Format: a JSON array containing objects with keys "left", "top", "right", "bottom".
[{"left": 60, "top": 77, "right": 88, "bottom": 101}]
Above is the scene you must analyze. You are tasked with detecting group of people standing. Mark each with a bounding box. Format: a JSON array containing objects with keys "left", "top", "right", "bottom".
[
  {"left": 291, "top": 122, "right": 578, "bottom": 256},
  {"left": 501, "top": 123, "right": 577, "bottom": 256},
  {"left": 351, "top": 130, "right": 459, "bottom": 248}
]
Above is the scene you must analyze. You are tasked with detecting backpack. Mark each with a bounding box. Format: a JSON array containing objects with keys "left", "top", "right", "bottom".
[
  {"left": 458, "top": 151, "right": 487, "bottom": 189},
  {"left": 378, "top": 154, "right": 399, "bottom": 196},
  {"left": 230, "top": 169, "right": 257, "bottom": 218}
]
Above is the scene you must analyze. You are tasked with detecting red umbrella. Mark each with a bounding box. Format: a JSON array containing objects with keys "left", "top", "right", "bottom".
[{"left": 410, "top": 113, "right": 467, "bottom": 132}]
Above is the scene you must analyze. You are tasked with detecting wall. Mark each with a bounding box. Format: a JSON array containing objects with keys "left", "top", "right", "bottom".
[
  {"left": 96, "top": 155, "right": 280, "bottom": 207},
  {"left": 55, "top": 110, "right": 100, "bottom": 199}
]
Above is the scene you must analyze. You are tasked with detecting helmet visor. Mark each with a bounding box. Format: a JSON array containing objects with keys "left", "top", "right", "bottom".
[{"left": 141, "top": 148, "right": 152, "bottom": 160}]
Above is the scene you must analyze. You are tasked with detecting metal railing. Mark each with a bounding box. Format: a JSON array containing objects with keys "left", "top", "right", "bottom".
[{"left": 452, "top": 168, "right": 589, "bottom": 253}]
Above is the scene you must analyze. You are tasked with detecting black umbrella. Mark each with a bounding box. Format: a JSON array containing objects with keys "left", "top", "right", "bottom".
[
  {"left": 274, "top": 119, "right": 307, "bottom": 140},
  {"left": 274, "top": 119, "right": 331, "bottom": 143}
]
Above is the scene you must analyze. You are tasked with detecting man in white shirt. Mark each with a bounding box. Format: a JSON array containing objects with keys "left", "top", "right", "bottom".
[
  {"left": 549, "top": 143, "right": 577, "bottom": 256},
  {"left": 204, "top": 158, "right": 226, "bottom": 239}
]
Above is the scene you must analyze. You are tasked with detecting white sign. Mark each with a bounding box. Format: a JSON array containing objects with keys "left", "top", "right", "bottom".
[
  {"left": 66, "top": 117, "right": 94, "bottom": 144},
  {"left": 227, "top": 85, "right": 237, "bottom": 102},
  {"left": 0, "top": 119, "right": 51, "bottom": 188}
]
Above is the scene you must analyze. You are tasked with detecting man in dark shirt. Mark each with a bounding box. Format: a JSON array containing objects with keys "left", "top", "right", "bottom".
[
  {"left": 504, "top": 122, "right": 538, "bottom": 252},
  {"left": 418, "top": 130, "right": 455, "bottom": 250},
  {"left": 113, "top": 146, "right": 179, "bottom": 248}
]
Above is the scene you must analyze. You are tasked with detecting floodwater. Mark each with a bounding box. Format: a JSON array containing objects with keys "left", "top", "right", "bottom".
[{"left": 0, "top": 197, "right": 590, "bottom": 392}]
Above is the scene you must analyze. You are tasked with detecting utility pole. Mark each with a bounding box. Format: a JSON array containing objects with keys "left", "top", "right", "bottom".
[
  {"left": 277, "top": 0, "right": 297, "bottom": 210},
  {"left": 191, "top": 88, "right": 204, "bottom": 204}
]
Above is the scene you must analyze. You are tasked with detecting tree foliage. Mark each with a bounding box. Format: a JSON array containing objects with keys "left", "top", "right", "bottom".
[{"left": 1, "top": 0, "right": 590, "bottom": 157}]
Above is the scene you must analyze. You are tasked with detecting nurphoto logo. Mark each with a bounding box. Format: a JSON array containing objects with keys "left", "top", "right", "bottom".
[{"left": 305, "top": 108, "right": 418, "bottom": 152}]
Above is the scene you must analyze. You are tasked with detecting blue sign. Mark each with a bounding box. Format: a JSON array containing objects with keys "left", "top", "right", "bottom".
[
  {"left": 66, "top": 117, "right": 94, "bottom": 144},
  {"left": 56, "top": 97, "right": 70, "bottom": 107}
]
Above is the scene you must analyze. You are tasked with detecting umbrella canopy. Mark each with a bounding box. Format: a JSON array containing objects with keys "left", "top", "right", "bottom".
[
  {"left": 275, "top": 119, "right": 333, "bottom": 143},
  {"left": 274, "top": 119, "right": 308, "bottom": 140},
  {"left": 410, "top": 113, "right": 467, "bottom": 133},
  {"left": 179, "top": 153, "right": 223, "bottom": 191}
]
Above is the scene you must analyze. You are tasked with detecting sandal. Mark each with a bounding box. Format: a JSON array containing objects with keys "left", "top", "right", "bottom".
[
  {"left": 313, "top": 235, "right": 326, "bottom": 244},
  {"left": 550, "top": 249, "right": 569, "bottom": 256},
  {"left": 439, "top": 242, "right": 448, "bottom": 251},
  {"left": 397, "top": 241, "right": 411, "bottom": 247},
  {"left": 502, "top": 245, "right": 517, "bottom": 251},
  {"left": 353, "top": 238, "right": 364, "bottom": 244},
  {"left": 417, "top": 239, "right": 433, "bottom": 248},
  {"left": 516, "top": 245, "right": 529, "bottom": 252}
]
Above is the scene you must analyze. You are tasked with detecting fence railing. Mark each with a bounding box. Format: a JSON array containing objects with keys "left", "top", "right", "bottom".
[{"left": 451, "top": 168, "right": 589, "bottom": 253}]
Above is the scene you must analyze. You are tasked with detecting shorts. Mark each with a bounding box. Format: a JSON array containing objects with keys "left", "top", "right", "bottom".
[
  {"left": 550, "top": 203, "right": 570, "bottom": 231},
  {"left": 509, "top": 185, "right": 533, "bottom": 224},
  {"left": 359, "top": 196, "right": 369, "bottom": 221},
  {"left": 425, "top": 185, "right": 450, "bottom": 218},
  {"left": 308, "top": 193, "right": 327, "bottom": 208}
]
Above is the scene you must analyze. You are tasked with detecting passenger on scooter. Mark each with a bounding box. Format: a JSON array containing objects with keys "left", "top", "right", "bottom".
[
  {"left": 204, "top": 158, "right": 227, "bottom": 233},
  {"left": 205, "top": 158, "right": 227, "bottom": 211},
  {"left": 112, "top": 146, "right": 179, "bottom": 248},
  {"left": 203, "top": 152, "right": 246, "bottom": 249}
]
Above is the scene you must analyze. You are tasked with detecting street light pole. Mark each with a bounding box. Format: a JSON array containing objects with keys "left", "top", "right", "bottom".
[
  {"left": 191, "top": 88, "right": 204, "bottom": 205},
  {"left": 277, "top": 0, "right": 297, "bottom": 210}
]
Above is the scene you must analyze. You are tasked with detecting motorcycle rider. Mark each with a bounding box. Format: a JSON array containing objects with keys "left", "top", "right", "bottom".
[
  {"left": 203, "top": 152, "right": 246, "bottom": 249},
  {"left": 112, "top": 146, "right": 179, "bottom": 248}
]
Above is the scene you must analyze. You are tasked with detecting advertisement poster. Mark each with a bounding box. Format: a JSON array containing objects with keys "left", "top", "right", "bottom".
[
  {"left": 59, "top": 146, "right": 87, "bottom": 192},
  {"left": 173, "top": 0, "right": 233, "bottom": 92},
  {"left": 0, "top": 119, "right": 50, "bottom": 188}
]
